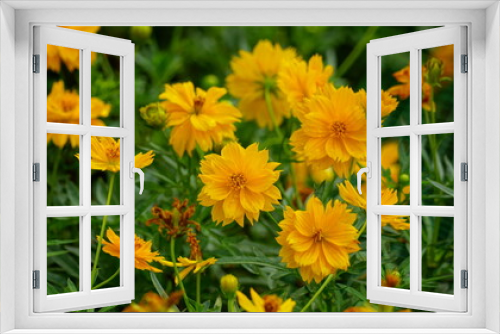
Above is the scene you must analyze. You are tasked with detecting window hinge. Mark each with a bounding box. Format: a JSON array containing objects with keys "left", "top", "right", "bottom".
[
  {"left": 33, "top": 163, "right": 40, "bottom": 182},
  {"left": 33, "top": 270, "right": 40, "bottom": 289},
  {"left": 461, "top": 54, "right": 468, "bottom": 73},
  {"left": 461, "top": 270, "right": 468, "bottom": 289},
  {"left": 33, "top": 54, "right": 40, "bottom": 73},
  {"left": 461, "top": 162, "right": 468, "bottom": 181}
]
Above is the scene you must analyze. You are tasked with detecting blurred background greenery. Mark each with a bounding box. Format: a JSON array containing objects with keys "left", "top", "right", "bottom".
[{"left": 46, "top": 26, "right": 455, "bottom": 313}]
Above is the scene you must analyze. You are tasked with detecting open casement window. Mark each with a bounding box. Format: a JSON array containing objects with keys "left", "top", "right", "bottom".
[
  {"left": 33, "top": 26, "right": 137, "bottom": 312},
  {"left": 364, "top": 26, "right": 467, "bottom": 312}
]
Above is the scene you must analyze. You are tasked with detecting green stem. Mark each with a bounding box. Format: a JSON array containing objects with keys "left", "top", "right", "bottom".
[
  {"left": 91, "top": 173, "right": 116, "bottom": 288},
  {"left": 196, "top": 272, "right": 201, "bottom": 305},
  {"left": 300, "top": 274, "right": 335, "bottom": 312},
  {"left": 335, "top": 26, "right": 379, "bottom": 79},
  {"left": 228, "top": 295, "right": 236, "bottom": 312},
  {"left": 266, "top": 211, "right": 279, "bottom": 225},
  {"left": 357, "top": 220, "right": 367, "bottom": 238},
  {"left": 264, "top": 87, "right": 283, "bottom": 138},
  {"left": 93, "top": 268, "right": 120, "bottom": 289},
  {"left": 170, "top": 237, "right": 192, "bottom": 310}
]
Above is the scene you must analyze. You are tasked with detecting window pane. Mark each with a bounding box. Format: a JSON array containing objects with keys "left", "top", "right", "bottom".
[
  {"left": 47, "top": 45, "right": 81, "bottom": 125},
  {"left": 421, "top": 216, "right": 454, "bottom": 294},
  {"left": 381, "top": 52, "right": 410, "bottom": 127},
  {"left": 47, "top": 217, "right": 80, "bottom": 295},
  {"left": 421, "top": 133, "right": 454, "bottom": 206},
  {"left": 421, "top": 45, "right": 454, "bottom": 124},
  {"left": 381, "top": 215, "right": 410, "bottom": 290},
  {"left": 90, "top": 136, "right": 121, "bottom": 205},
  {"left": 91, "top": 215, "right": 121, "bottom": 290},
  {"left": 47, "top": 134, "right": 80, "bottom": 206},
  {"left": 91, "top": 53, "right": 120, "bottom": 127},
  {"left": 381, "top": 137, "right": 410, "bottom": 205}
]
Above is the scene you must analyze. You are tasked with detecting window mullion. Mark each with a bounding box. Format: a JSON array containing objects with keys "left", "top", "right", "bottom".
[
  {"left": 81, "top": 47, "right": 92, "bottom": 294},
  {"left": 409, "top": 47, "right": 420, "bottom": 295}
]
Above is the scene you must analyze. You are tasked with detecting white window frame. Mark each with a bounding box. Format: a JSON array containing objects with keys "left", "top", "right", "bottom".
[
  {"left": 366, "top": 26, "right": 467, "bottom": 312},
  {"left": 0, "top": 1, "right": 499, "bottom": 333},
  {"left": 33, "top": 26, "right": 136, "bottom": 312}
]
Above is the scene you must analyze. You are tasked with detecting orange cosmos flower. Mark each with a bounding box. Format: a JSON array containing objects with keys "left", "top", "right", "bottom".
[
  {"left": 387, "top": 65, "right": 432, "bottom": 111},
  {"left": 290, "top": 86, "right": 366, "bottom": 170},
  {"left": 226, "top": 40, "right": 297, "bottom": 129},
  {"left": 98, "top": 228, "right": 165, "bottom": 273},
  {"left": 276, "top": 196, "right": 360, "bottom": 283},
  {"left": 46, "top": 81, "right": 110, "bottom": 148},
  {"left": 198, "top": 142, "right": 281, "bottom": 227},
  {"left": 278, "top": 54, "right": 333, "bottom": 117},
  {"left": 48, "top": 26, "right": 100, "bottom": 72},
  {"left": 237, "top": 288, "right": 296, "bottom": 312},
  {"left": 159, "top": 82, "right": 241, "bottom": 157}
]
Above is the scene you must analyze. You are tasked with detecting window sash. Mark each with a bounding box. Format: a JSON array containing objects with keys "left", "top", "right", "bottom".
[
  {"left": 33, "top": 26, "right": 136, "bottom": 313},
  {"left": 366, "top": 26, "right": 468, "bottom": 312}
]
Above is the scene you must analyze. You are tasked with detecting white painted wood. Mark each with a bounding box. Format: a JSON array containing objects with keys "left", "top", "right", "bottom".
[
  {"left": 46, "top": 123, "right": 130, "bottom": 137},
  {"left": 367, "top": 26, "right": 467, "bottom": 312},
  {"left": 33, "top": 26, "right": 135, "bottom": 313},
  {"left": 5, "top": 5, "right": 492, "bottom": 333}
]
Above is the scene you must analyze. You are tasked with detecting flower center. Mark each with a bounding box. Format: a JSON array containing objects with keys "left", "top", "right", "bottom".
[
  {"left": 331, "top": 121, "right": 347, "bottom": 138},
  {"left": 263, "top": 295, "right": 280, "bottom": 312},
  {"left": 313, "top": 230, "right": 324, "bottom": 243},
  {"left": 106, "top": 148, "right": 120, "bottom": 158},
  {"left": 229, "top": 173, "right": 247, "bottom": 189},
  {"left": 193, "top": 96, "right": 205, "bottom": 115}
]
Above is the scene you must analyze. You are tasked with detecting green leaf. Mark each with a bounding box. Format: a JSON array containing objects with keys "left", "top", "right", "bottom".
[
  {"left": 427, "top": 179, "right": 454, "bottom": 196},
  {"left": 150, "top": 271, "right": 168, "bottom": 299},
  {"left": 47, "top": 250, "right": 70, "bottom": 257},
  {"left": 65, "top": 278, "right": 78, "bottom": 293},
  {"left": 216, "top": 256, "right": 287, "bottom": 271},
  {"left": 47, "top": 239, "right": 79, "bottom": 246}
]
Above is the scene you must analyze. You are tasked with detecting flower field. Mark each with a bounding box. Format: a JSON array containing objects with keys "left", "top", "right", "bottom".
[{"left": 45, "top": 26, "right": 455, "bottom": 313}]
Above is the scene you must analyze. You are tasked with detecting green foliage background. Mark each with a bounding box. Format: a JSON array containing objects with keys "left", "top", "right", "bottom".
[{"left": 46, "top": 26, "right": 455, "bottom": 313}]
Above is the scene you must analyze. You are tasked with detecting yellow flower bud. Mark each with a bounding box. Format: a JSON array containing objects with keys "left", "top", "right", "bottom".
[
  {"left": 426, "top": 57, "right": 444, "bottom": 87},
  {"left": 400, "top": 173, "right": 410, "bottom": 183},
  {"left": 201, "top": 74, "right": 220, "bottom": 89},
  {"left": 220, "top": 274, "right": 239, "bottom": 295},
  {"left": 130, "top": 26, "right": 153, "bottom": 41},
  {"left": 139, "top": 103, "right": 167, "bottom": 130}
]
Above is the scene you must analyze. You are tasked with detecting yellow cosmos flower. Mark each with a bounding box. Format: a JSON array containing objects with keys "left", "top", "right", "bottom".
[
  {"left": 236, "top": 288, "right": 295, "bottom": 312},
  {"left": 226, "top": 40, "right": 297, "bottom": 129},
  {"left": 159, "top": 82, "right": 241, "bottom": 157},
  {"left": 276, "top": 196, "right": 360, "bottom": 283},
  {"left": 332, "top": 158, "right": 364, "bottom": 179},
  {"left": 290, "top": 86, "right": 366, "bottom": 170},
  {"left": 48, "top": 26, "right": 100, "bottom": 72},
  {"left": 198, "top": 142, "right": 281, "bottom": 227},
  {"left": 47, "top": 81, "right": 110, "bottom": 148},
  {"left": 278, "top": 54, "right": 333, "bottom": 116},
  {"left": 76, "top": 137, "right": 154, "bottom": 172},
  {"left": 161, "top": 256, "right": 217, "bottom": 284},
  {"left": 338, "top": 180, "right": 409, "bottom": 230},
  {"left": 123, "top": 291, "right": 183, "bottom": 313},
  {"left": 356, "top": 88, "right": 399, "bottom": 119},
  {"left": 98, "top": 228, "right": 165, "bottom": 273}
]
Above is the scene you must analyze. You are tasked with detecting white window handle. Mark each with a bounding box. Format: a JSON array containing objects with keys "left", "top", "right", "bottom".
[
  {"left": 356, "top": 162, "right": 372, "bottom": 195},
  {"left": 130, "top": 162, "right": 145, "bottom": 195}
]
